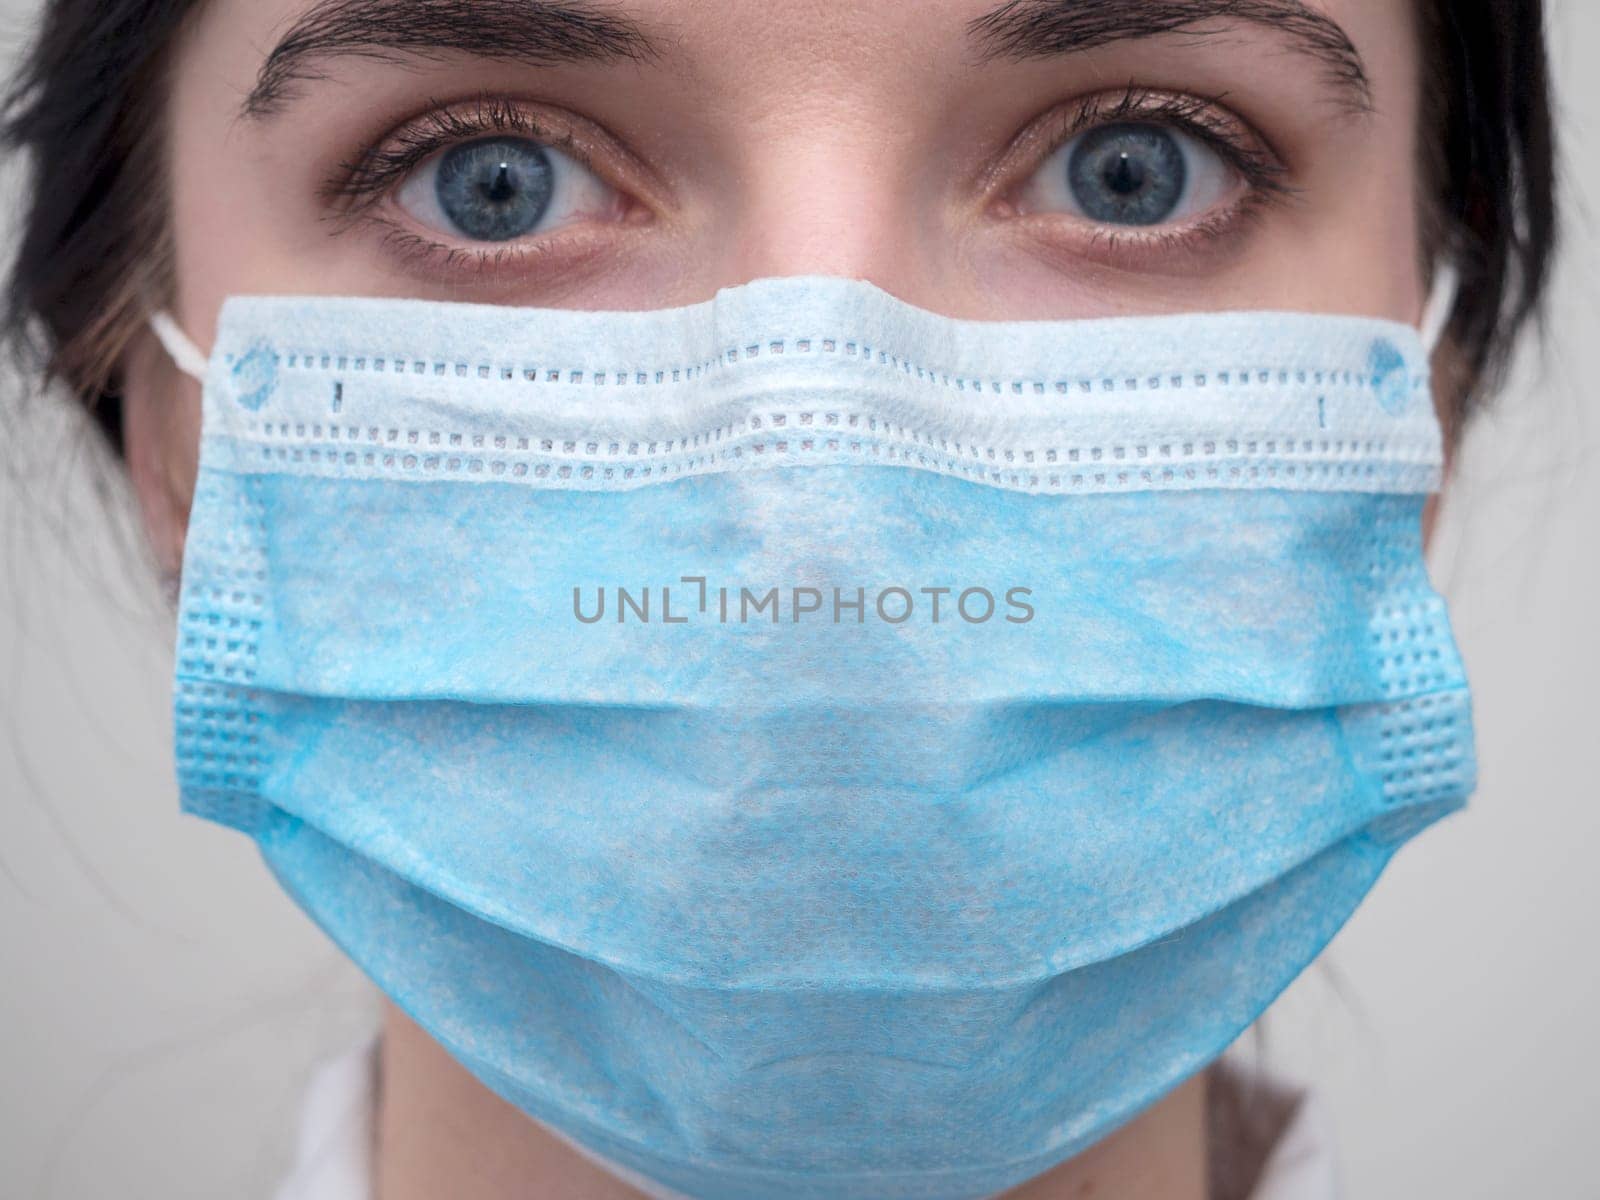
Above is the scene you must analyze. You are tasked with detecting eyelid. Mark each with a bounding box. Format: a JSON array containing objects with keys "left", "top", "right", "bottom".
[
  {"left": 979, "top": 86, "right": 1291, "bottom": 211},
  {"left": 321, "top": 94, "right": 673, "bottom": 221},
  {"left": 1024, "top": 122, "right": 1236, "bottom": 227},
  {"left": 396, "top": 137, "right": 619, "bottom": 244}
]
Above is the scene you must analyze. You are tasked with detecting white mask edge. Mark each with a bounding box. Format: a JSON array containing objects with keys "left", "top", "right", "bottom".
[
  {"left": 149, "top": 309, "right": 210, "bottom": 382},
  {"left": 149, "top": 263, "right": 1461, "bottom": 383},
  {"left": 1418, "top": 262, "right": 1460, "bottom": 358}
]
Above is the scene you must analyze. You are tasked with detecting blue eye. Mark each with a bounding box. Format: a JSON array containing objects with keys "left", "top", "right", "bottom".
[
  {"left": 1067, "top": 124, "right": 1185, "bottom": 226},
  {"left": 1018, "top": 121, "right": 1240, "bottom": 229},
  {"left": 433, "top": 138, "right": 554, "bottom": 241},
  {"left": 396, "top": 135, "right": 618, "bottom": 244}
]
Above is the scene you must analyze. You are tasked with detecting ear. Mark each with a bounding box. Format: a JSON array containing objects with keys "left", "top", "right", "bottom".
[{"left": 120, "top": 324, "right": 202, "bottom": 580}]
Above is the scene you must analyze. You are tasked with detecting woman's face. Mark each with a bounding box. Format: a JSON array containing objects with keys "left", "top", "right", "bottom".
[{"left": 126, "top": 0, "right": 1428, "bottom": 568}]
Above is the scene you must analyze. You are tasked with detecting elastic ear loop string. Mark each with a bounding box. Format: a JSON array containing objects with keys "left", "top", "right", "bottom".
[
  {"left": 149, "top": 310, "right": 210, "bottom": 382},
  {"left": 147, "top": 310, "right": 209, "bottom": 613},
  {"left": 1418, "top": 262, "right": 1460, "bottom": 358}
]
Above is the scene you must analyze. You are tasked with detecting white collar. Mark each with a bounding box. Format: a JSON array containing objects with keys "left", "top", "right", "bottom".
[
  {"left": 272, "top": 1037, "right": 378, "bottom": 1200},
  {"left": 273, "top": 1038, "right": 1338, "bottom": 1200}
]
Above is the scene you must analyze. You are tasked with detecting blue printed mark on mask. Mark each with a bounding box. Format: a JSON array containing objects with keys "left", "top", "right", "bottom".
[
  {"left": 231, "top": 342, "right": 279, "bottom": 411},
  {"left": 1368, "top": 338, "right": 1410, "bottom": 416}
]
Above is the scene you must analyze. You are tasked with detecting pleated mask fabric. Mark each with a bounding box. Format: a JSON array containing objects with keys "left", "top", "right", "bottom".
[{"left": 163, "top": 275, "right": 1475, "bottom": 1200}]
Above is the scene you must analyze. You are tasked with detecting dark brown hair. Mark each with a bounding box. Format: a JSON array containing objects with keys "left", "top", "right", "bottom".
[{"left": 2, "top": 0, "right": 1559, "bottom": 454}]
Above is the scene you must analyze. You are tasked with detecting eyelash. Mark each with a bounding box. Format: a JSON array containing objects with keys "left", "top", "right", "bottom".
[
  {"left": 325, "top": 87, "right": 1295, "bottom": 272},
  {"left": 1060, "top": 87, "right": 1287, "bottom": 189},
  {"left": 324, "top": 95, "right": 640, "bottom": 279},
  {"left": 324, "top": 95, "right": 597, "bottom": 216},
  {"left": 1001, "top": 85, "right": 1296, "bottom": 262}
]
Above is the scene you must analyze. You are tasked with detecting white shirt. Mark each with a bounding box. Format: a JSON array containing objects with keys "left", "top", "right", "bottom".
[{"left": 273, "top": 1039, "right": 1338, "bottom": 1200}]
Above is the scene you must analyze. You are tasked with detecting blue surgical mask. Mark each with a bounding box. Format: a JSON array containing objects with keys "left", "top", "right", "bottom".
[{"left": 154, "top": 274, "right": 1473, "bottom": 1200}]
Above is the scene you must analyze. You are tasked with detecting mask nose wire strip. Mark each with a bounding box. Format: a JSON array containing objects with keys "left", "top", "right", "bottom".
[
  {"left": 149, "top": 273, "right": 1459, "bottom": 386},
  {"left": 1418, "top": 263, "right": 1460, "bottom": 357},
  {"left": 149, "top": 310, "right": 211, "bottom": 382}
]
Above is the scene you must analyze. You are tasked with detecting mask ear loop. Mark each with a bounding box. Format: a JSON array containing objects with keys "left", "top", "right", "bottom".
[
  {"left": 1418, "top": 263, "right": 1460, "bottom": 358},
  {"left": 149, "top": 310, "right": 210, "bottom": 382},
  {"left": 145, "top": 310, "right": 210, "bottom": 615}
]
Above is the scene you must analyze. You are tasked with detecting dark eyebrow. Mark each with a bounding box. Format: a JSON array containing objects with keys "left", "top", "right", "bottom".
[
  {"left": 243, "top": 0, "right": 660, "bottom": 119},
  {"left": 968, "top": 0, "right": 1371, "bottom": 112}
]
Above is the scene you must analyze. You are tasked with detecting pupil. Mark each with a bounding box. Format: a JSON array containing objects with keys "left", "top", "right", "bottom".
[
  {"left": 1103, "top": 153, "right": 1145, "bottom": 197},
  {"left": 435, "top": 138, "right": 554, "bottom": 242},
  {"left": 1066, "top": 124, "right": 1186, "bottom": 227},
  {"left": 483, "top": 164, "right": 516, "bottom": 204}
]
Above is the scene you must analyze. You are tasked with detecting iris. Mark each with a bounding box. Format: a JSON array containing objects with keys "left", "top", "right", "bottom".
[
  {"left": 1067, "top": 123, "right": 1187, "bottom": 226},
  {"left": 434, "top": 137, "right": 555, "bottom": 241}
]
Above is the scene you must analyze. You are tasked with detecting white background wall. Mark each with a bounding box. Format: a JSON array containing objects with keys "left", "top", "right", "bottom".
[{"left": 1, "top": 3, "right": 1596, "bottom": 1197}]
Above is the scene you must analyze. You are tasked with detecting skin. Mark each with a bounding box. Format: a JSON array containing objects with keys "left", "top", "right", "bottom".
[{"left": 118, "top": 1, "right": 1441, "bottom": 1195}]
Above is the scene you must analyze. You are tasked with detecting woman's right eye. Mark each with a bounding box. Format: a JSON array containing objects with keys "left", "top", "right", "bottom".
[{"left": 395, "top": 135, "right": 622, "bottom": 244}]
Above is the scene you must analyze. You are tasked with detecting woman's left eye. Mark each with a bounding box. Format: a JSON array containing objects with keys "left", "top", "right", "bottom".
[
  {"left": 1017, "top": 122, "right": 1243, "bottom": 228},
  {"left": 395, "top": 136, "right": 621, "bottom": 243}
]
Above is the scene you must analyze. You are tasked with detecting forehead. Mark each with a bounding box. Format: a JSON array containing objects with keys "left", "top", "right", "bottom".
[
  {"left": 233, "top": 0, "right": 1391, "bottom": 35},
  {"left": 213, "top": 0, "right": 1414, "bottom": 110}
]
